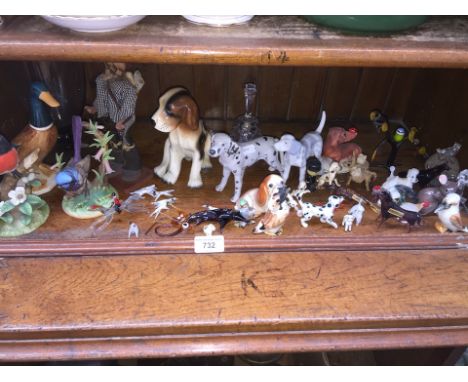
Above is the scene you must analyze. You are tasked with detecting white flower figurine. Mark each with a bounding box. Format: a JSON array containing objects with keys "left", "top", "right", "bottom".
[{"left": 8, "top": 187, "right": 27, "bottom": 206}]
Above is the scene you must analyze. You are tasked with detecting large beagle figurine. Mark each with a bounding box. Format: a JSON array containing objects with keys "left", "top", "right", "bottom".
[{"left": 151, "top": 87, "right": 212, "bottom": 188}]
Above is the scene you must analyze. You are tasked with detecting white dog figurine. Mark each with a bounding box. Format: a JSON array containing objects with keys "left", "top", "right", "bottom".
[
  {"left": 151, "top": 87, "right": 212, "bottom": 188},
  {"left": 342, "top": 203, "right": 365, "bottom": 232},
  {"left": 294, "top": 186, "right": 343, "bottom": 229},
  {"left": 209, "top": 133, "right": 283, "bottom": 202},
  {"left": 274, "top": 111, "right": 326, "bottom": 186},
  {"left": 316, "top": 161, "right": 341, "bottom": 189},
  {"left": 381, "top": 165, "right": 419, "bottom": 201},
  {"left": 128, "top": 222, "right": 139, "bottom": 238}
]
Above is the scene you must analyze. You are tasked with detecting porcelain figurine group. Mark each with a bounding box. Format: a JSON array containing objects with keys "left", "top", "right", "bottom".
[{"left": 0, "top": 79, "right": 466, "bottom": 238}]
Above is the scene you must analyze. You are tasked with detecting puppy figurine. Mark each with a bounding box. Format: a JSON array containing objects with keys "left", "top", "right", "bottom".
[
  {"left": 434, "top": 193, "right": 468, "bottom": 233},
  {"left": 381, "top": 166, "right": 419, "bottom": 202},
  {"left": 294, "top": 186, "right": 343, "bottom": 229},
  {"left": 346, "top": 153, "right": 377, "bottom": 191},
  {"left": 317, "top": 161, "right": 341, "bottom": 189},
  {"left": 209, "top": 133, "right": 283, "bottom": 202},
  {"left": 128, "top": 222, "right": 139, "bottom": 238},
  {"left": 274, "top": 111, "right": 326, "bottom": 186},
  {"left": 235, "top": 174, "right": 285, "bottom": 219},
  {"left": 151, "top": 87, "right": 212, "bottom": 188},
  {"left": 253, "top": 184, "right": 297, "bottom": 236}
]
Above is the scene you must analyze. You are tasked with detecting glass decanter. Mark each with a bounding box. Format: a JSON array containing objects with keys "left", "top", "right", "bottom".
[{"left": 230, "top": 83, "right": 262, "bottom": 142}]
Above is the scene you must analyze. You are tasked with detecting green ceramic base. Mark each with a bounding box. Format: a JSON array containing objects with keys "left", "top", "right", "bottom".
[
  {"left": 0, "top": 204, "right": 50, "bottom": 237},
  {"left": 62, "top": 184, "right": 117, "bottom": 219}
]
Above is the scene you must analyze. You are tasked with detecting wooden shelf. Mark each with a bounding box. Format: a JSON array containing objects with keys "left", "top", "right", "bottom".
[
  {"left": 2, "top": 16, "right": 468, "bottom": 68},
  {"left": 1, "top": 249, "right": 468, "bottom": 361}
]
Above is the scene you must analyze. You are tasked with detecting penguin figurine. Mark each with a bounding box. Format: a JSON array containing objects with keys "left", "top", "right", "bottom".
[
  {"left": 12, "top": 82, "right": 60, "bottom": 165},
  {"left": 0, "top": 134, "right": 19, "bottom": 176},
  {"left": 434, "top": 193, "right": 468, "bottom": 233}
]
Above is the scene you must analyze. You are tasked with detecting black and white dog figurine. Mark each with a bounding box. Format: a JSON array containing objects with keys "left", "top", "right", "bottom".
[
  {"left": 293, "top": 185, "right": 343, "bottom": 229},
  {"left": 274, "top": 111, "right": 326, "bottom": 187},
  {"left": 209, "top": 133, "right": 283, "bottom": 202}
]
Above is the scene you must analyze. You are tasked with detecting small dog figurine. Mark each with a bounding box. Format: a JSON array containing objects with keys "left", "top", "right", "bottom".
[
  {"left": 151, "top": 87, "right": 212, "bottom": 188},
  {"left": 317, "top": 161, "right": 341, "bottom": 189},
  {"left": 346, "top": 153, "right": 377, "bottom": 191},
  {"left": 381, "top": 166, "right": 419, "bottom": 202},
  {"left": 342, "top": 203, "right": 365, "bottom": 232},
  {"left": 323, "top": 126, "right": 362, "bottom": 162},
  {"left": 128, "top": 222, "right": 139, "bottom": 238},
  {"left": 294, "top": 186, "right": 343, "bottom": 229},
  {"left": 209, "top": 133, "right": 283, "bottom": 202},
  {"left": 253, "top": 185, "right": 297, "bottom": 236},
  {"left": 235, "top": 174, "right": 286, "bottom": 219},
  {"left": 274, "top": 111, "right": 326, "bottom": 186}
]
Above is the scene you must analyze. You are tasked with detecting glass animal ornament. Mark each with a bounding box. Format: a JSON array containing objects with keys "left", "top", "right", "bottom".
[
  {"left": 230, "top": 83, "right": 262, "bottom": 143},
  {"left": 369, "top": 109, "right": 428, "bottom": 168}
]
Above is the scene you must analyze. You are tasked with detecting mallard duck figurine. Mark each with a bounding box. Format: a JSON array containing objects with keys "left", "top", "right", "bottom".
[{"left": 12, "top": 82, "right": 60, "bottom": 164}]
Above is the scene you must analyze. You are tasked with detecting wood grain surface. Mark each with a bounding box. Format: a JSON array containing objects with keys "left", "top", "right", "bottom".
[
  {"left": 0, "top": 249, "right": 467, "bottom": 360},
  {"left": 3, "top": 16, "right": 468, "bottom": 68}
]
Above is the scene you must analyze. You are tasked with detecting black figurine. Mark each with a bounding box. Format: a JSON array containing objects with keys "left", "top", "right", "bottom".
[
  {"left": 183, "top": 207, "right": 250, "bottom": 232},
  {"left": 373, "top": 186, "right": 423, "bottom": 232},
  {"left": 370, "top": 109, "right": 428, "bottom": 168},
  {"left": 305, "top": 156, "right": 322, "bottom": 192},
  {"left": 398, "top": 163, "right": 449, "bottom": 189}
]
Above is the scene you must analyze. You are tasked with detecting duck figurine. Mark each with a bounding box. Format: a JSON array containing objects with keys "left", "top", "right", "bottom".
[{"left": 12, "top": 82, "right": 60, "bottom": 164}]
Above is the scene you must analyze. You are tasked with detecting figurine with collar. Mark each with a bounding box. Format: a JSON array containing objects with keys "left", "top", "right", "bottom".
[
  {"left": 209, "top": 133, "right": 283, "bottom": 202},
  {"left": 152, "top": 87, "right": 212, "bottom": 188},
  {"left": 273, "top": 111, "right": 326, "bottom": 187}
]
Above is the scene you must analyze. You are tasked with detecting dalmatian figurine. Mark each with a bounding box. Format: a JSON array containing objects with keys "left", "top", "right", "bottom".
[
  {"left": 209, "top": 133, "right": 283, "bottom": 202},
  {"left": 293, "top": 186, "right": 343, "bottom": 229}
]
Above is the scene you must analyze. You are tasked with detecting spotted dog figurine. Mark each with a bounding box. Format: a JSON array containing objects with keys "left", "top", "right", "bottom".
[
  {"left": 209, "top": 133, "right": 283, "bottom": 202},
  {"left": 294, "top": 186, "right": 343, "bottom": 229}
]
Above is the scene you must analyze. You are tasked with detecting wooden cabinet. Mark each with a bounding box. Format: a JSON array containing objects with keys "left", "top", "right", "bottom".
[{"left": 0, "top": 16, "right": 467, "bottom": 362}]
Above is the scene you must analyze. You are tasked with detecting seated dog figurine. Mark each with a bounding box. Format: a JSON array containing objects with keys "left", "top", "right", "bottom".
[
  {"left": 209, "top": 133, "right": 283, "bottom": 202},
  {"left": 151, "top": 87, "right": 212, "bottom": 188},
  {"left": 323, "top": 126, "right": 362, "bottom": 162},
  {"left": 235, "top": 174, "right": 285, "bottom": 219},
  {"left": 274, "top": 111, "right": 326, "bottom": 186}
]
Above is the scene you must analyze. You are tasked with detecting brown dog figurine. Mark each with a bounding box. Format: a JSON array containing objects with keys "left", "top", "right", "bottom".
[
  {"left": 151, "top": 87, "right": 212, "bottom": 188},
  {"left": 323, "top": 126, "right": 362, "bottom": 162}
]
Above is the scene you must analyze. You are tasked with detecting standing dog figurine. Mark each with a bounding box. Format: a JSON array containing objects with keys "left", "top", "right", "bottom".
[
  {"left": 342, "top": 203, "right": 365, "bottom": 232},
  {"left": 294, "top": 186, "right": 343, "bottom": 229},
  {"left": 151, "top": 87, "right": 212, "bottom": 188},
  {"left": 209, "top": 133, "right": 283, "bottom": 202},
  {"left": 274, "top": 111, "right": 326, "bottom": 186},
  {"left": 128, "top": 222, "right": 139, "bottom": 238}
]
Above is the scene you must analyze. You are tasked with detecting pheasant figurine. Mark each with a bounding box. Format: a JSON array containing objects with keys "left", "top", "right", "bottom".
[
  {"left": 434, "top": 193, "right": 468, "bottom": 233},
  {"left": 12, "top": 82, "right": 60, "bottom": 164}
]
